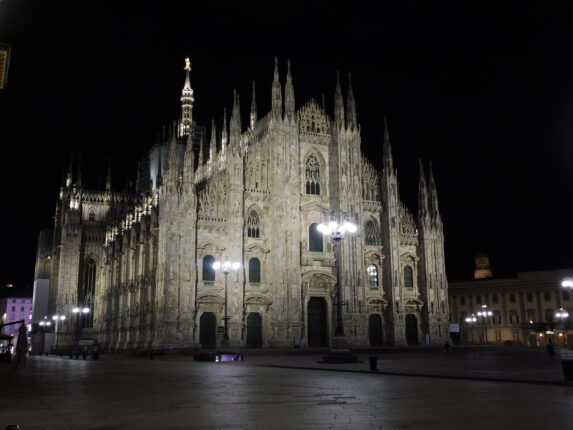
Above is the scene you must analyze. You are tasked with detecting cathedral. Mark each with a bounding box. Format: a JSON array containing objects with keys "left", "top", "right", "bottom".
[{"left": 45, "top": 58, "right": 449, "bottom": 351}]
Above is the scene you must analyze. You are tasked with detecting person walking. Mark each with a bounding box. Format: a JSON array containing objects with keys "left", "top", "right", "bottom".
[
  {"left": 547, "top": 338, "right": 555, "bottom": 359},
  {"left": 444, "top": 340, "right": 451, "bottom": 355}
]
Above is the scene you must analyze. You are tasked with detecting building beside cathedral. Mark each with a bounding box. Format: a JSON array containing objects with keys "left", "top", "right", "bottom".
[{"left": 44, "top": 58, "right": 449, "bottom": 351}]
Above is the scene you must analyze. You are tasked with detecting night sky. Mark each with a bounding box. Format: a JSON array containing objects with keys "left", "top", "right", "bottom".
[{"left": 1, "top": 1, "right": 573, "bottom": 290}]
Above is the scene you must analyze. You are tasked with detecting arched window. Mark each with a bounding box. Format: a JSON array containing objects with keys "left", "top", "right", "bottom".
[
  {"left": 493, "top": 311, "right": 502, "bottom": 324},
  {"left": 544, "top": 308, "right": 554, "bottom": 323},
  {"left": 82, "top": 258, "right": 96, "bottom": 328},
  {"left": 305, "top": 154, "right": 321, "bottom": 195},
  {"left": 249, "top": 258, "right": 261, "bottom": 283},
  {"left": 367, "top": 264, "right": 378, "bottom": 287},
  {"left": 404, "top": 266, "right": 414, "bottom": 288},
  {"left": 364, "top": 221, "right": 379, "bottom": 246},
  {"left": 526, "top": 309, "right": 536, "bottom": 323},
  {"left": 203, "top": 255, "right": 215, "bottom": 281},
  {"left": 509, "top": 311, "right": 520, "bottom": 324},
  {"left": 88, "top": 209, "right": 95, "bottom": 222},
  {"left": 309, "top": 223, "right": 323, "bottom": 252},
  {"left": 246, "top": 209, "right": 260, "bottom": 238}
]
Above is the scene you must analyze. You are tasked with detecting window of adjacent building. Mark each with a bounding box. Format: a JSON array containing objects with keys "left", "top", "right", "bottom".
[
  {"left": 492, "top": 294, "right": 498, "bottom": 304},
  {"left": 404, "top": 266, "right": 414, "bottom": 288},
  {"left": 364, "top": 221, "right": 380, "bottom": 246},
  {"left": 544, "top": 291, "right": 551, "bottom": 301},
  {"left": 526, "top": 292, "right": 533, "bottom": 302},
  {"left": 460, "top": 296, "right": 466, "bottom": 305},
  {"left": 493, "top": 312, "right": 502, "bottom": 324},
  {"left": 203, "top": 255, "right": 215, "bottom": 281},
  {"left": 544, "top": 308, "right": 554, "bottom": 323},
  {"left": 249, "top": 258, "right": 261, "bottom": 283},
  {"left": 367, "top": 264, "right": 378, "bottom": 287},
  {"left": 309, "top": 223, "right": 323, "bottom": 252},
  {"left": 509, "top": 294, "right": 516, "bottom": 303},
  {"left": 509, "top": 312, "right": 519, "bottom": 324},
  {"left": 305, "top": 154, "right": 321, "bottom": 195},
  {"left": 527, "top": 309, "right": 536, "bottom": 323},
  {"left": 460, "top": 311, "right": 468, "bottom": 324},
  {"left": 246, "top": 209, "right": 260, "bottom": 238},
  {"left": 475, "top": 295, "right": 481, "bottom": 304},
  {"left": 564, "top": 291, "right": 570, "bottom": 301},
  {"left": 20, "top": 306, "right": 24, "bottom": 312}
]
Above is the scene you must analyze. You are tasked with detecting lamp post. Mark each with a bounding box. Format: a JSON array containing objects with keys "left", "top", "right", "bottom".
[
  {"left": 38, "top": 316, "right": 51, "bottom": 355},
  {"left": 562, "top": 278, "right": 573, "bottom": 290},
  {"left": 212, "top": 260, "right": 240, "bottom": 346},
  {"left": 476, "top": 305, "right": 492, "bottom": 343},
  {"left": 72, "top": 306, "right": 90, "bottom": 345},
  {"left": 317, "top": 219, "right": 357, "bottom": 341},
  {"left": 555, "top": 308, "right": 569, "bottom": 347},
  {"left": 465, "top": 314, "right": 477, "bottom": 344},
  {"left": 51, "top": 314, "right": 66, "bottom": 350}
]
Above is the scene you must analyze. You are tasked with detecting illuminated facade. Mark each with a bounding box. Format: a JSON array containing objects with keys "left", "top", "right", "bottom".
[
  {"left": 449, "top": 269, "right": 573, "bottom": 346},
  {"left": 47, "top": 58, "right": 449, "bottom": 350}
]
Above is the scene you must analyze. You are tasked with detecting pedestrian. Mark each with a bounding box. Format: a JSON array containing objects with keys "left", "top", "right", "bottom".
[
  {"left": 443, "top": 340, "right": 450, "bottom": 355},
  {"left": 11, "top": 324, "right": 28, "bottom": 371},
  {"left": 547, "top": 338, "right": 555, "bottom": 359}
]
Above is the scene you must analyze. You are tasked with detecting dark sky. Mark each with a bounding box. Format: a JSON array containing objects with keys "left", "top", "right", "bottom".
[{"left": 1, "top": 1, "right": 573, "bottom": 290}]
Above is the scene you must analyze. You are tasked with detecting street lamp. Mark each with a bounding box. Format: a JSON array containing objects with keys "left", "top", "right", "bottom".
[
  {"left": 465, "top": 314, "right": 477, "bottom": 344},
  {"left": 317, "top": 219, "right": 357, "bottom": 341},
  {"left": 51, "top": 314, "right": 66, "bottom": 350},
  {"left": 476, "top": 304, "right": 493, "bottom": 343},
  {"left": 212, "top": 260, "right": 240, "bottom": 346},
  {"left": 38, "top": 316, "right": 51, "bottom": 355},
  {"left": 555, "top": 308, "right": 569, "bottom": 346},
  {"left": 562, "top": 278, "right": 573, "bottom": 289}
]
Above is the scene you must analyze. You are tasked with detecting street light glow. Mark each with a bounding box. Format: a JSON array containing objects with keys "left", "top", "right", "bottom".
[
  {"left": 73, "top": 307, "right": 80, "bottom": 313},
  {"left": 82, "top": 307, "right": 90, "bottom": 313},
  {"left": 562, "top": 278, "right": 573, "bottom": 289}
]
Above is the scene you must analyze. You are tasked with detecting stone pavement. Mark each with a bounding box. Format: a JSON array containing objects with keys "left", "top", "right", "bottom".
[{"left": 1, "top": 347, "right": 573, "bottom": 429}]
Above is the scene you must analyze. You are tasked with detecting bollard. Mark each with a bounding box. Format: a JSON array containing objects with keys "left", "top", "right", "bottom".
[
  {"left": 562, "top": 359, "right": 573, "bottom": 381},
  {"left": 369, "top": 356, "right": 378, "bottom": 371}
]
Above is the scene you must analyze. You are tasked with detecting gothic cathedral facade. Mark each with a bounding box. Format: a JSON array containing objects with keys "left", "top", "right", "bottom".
[{"left": 47, "top": 58, "right": 449, "bottom": 350}]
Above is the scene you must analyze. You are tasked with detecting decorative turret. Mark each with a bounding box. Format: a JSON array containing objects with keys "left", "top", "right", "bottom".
[
  {"left": 334, "top": 71, "right": 345, "bottom": 128},
  {"left": 250, "top": 80, "right": 257, "bottom": 130},
  {"left": 180, "top": 57, "right": 194, "bottom": 136},
  {"left": 135, "top": 161, "right": 142, "bottom": 193},
  {"left": 221, "top": 107, "right": 228, "bottom": 152},
  {"left": 271, "top": 57, "right": 282, "bottom": 119},
  {"left": 346, "top": 73, "right": 357, "bottom": 130},
  {"left": 284, "top": 59, "right": 295, "bottom": 122}
]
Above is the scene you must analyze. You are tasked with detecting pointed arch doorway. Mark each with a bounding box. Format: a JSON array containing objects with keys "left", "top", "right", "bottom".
[
  {"left": 307, "top": 297, "right": 328, "bottom": 347},
  {"left": 246, "top": 313, "right": 263, "bottom": 348}
]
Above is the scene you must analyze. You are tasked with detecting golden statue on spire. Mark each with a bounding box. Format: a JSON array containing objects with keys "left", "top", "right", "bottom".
[{"left": 184, "top": 57, "right": 191, "bottom": 71}]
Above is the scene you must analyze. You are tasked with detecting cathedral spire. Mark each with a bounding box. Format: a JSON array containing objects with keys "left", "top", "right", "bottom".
[
  {"left": 428, "top": 161, "right": 441, "bottom": 222},
  {"left": 198, "top": 134, "right": 204, "bottom": 166},
  {"left": 221, "top": 107, "right": 228, "bottom": 155},
  {"left": 183, "top": 132, "right": 195, "bottom": 183},
  {"left": 383, "top": 116, "right": 394, "bottom": 172},
  {"left": 66, "top": 153, "right": 73, "bottom": 188},
  {"left": 135, "top": 161, "right": 142, "bottom": 193},
  {"left": 334, "top": 71, "right": 345, "bottom": 128},
  {"left": 180, "top": 57, "right": 194, "bottom": 136},
  {"left": 271, "top": 57, "right": 283, "bottom": 119},
  {"left": 418, "top": 159, "right": 430, "bottom": 220},
  {"left": 284, "top": 59, "right": 295, "bottom": 122},
  {"left": 250, "top": 80, "right": 257, "bottom": 130},
  {"left": 346, "top": 73, "right": 357, "bottom": 130},
  {"left": 230, "top": 89, "right": 241, "bottom": 145},
  {"left": 105, "top": 158, "right": 112, "bottom": 192},
  {"left": 209, "top": 119, "right": 217, "bottom": 162}
]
